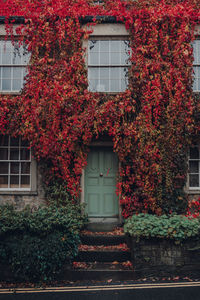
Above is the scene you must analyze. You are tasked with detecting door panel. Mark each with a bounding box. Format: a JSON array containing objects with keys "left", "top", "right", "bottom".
[
  {"left": 103, "top": 193, "right": 116, "bottom": 214},
  {"left": 85, "top": 148, "right": 118, "bottom": 217},
  {"left": 87, "top": 193, "right": 100, "bottom": 215}
]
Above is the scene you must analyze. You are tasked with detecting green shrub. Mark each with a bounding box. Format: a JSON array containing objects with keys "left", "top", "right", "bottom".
[
  {"left": 0, "top": 204, "right": 87, "bottom": 282},
  {"left": 124, "top": 213, "right": 200, "bottom": 242},
  {"left": 45, "top": 177, "right": 88, "bottom": 230}
]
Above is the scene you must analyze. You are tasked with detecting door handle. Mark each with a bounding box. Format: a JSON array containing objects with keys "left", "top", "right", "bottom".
[{"left": 100, "top": 173, "right": 103, "bottom": 177}]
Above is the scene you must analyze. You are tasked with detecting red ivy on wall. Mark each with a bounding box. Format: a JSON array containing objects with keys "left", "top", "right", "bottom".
[{"left": 0, "top": 0, "right": 200, "bottom": 217}]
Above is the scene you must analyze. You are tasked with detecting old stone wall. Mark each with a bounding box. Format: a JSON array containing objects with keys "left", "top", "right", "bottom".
[{"left": 129, "top": 237, "right": 200, "bottom": 278}]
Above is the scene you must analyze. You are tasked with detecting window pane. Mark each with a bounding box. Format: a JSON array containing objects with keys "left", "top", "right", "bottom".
[
  {"left": 99, "top": 41, "right": 109, "bottom": 65},
  {"left": 88, "top": 67, "right": 99, "bottom": 79},
  {"left": 193, "top": 77, "right": 197, "bottom": 91},
  {"left": 189, "top": 174, "right": 199, "bottom": 187},
  {"left": 110, "top": 41, "right": 120, "bottom": 52},
  {"left": 189, "top": 161, "right": 199, "bottom": 173},
  {"left": 0, "top": 148, "right": 8, "bottom": 160},
  {"left": 22, "top": 52, "right": 31, "bottom": 64},
  {"left": 110, "top": 52, "right": 120, "bottom": 65},
  {"left": 13, "top": 43, "right": 30, "bottom": 65},
  {"left": 0, "top": 175, "right": 8, "bottom": 188},
  {"left": 99, "top": 79, "right": 109, "bottom": 92},
  {"left": 89, "top": 40, "right": 99, "bottom": 52},
  {"left": 110, "top": 67, "right": 120, "bottom": 79},
  {"left": 121, "top": 40, "right": 130, "bottom": 65},
  {"left": 89, "top": 79, "right": 98, "bottom": 92},
  {"left": 0, "top": 135, "right": 8, "bottom": 146},
  {"left": 121, "top": 51, "right": 130, "bottom": 65},
  {"left": 10, "top": 162, "right": 20, "bottom": 174},
  {"left": 100, "top": 68, "right": 109, "bottom": 79},
  {"left": 10, "top": 175, "right": 19, "bottom": 188},
  {"left": 100, "top": 41, "right": 109, "bottom": 52},
  {"left": 13, "top": 67, "right": 22, "bottom": 78},
  {"left": 10, "top": 148, "right": 19, "bottom": 160},
  {"left": 10, "top": 137, "right": 19, "bottom": 146},
  {"left": 0, "top": 162, "right": 8, "bottom": 174},
  {"left": 97, "top": 80, "right": 109, "bottom": 92},
  {"left": 2, "top": 42, "right": 12, "bottom": 65},
  {"left": 21, "top": 162, "right": 30, "bottom": 174},
  {"left": 89, "top": 52, "right": 99, "bottom": 65},
  {"left": 20, "top": 149, "right": 30, "bottom": 160},
  {"left": 13, "top": 50, "right": 22, "bottom": 65},
  {"left": 190, "top": 147, "right": 199, "bottom": 159},
  {"left": 23, "top": 67, "right": 28, "bottom": 79},
  {"left": 122, "top": 67, "right": 129, "bottom": 89},
  {"left": 193, "top": 67, "right": 200, "bottom": 91},
  {"left": 21, "top": 139, "right": 29, "bottom": 147},
  {"left": 121, "top": 78, "right": 127, "bottom": 91},
  {"left": 21, "top": 175, "right": 30, "bottom": 188},
  {"left": 99, "top": 52, "right": 109, "bottom": 65},
  {"left": 198, "top": 78, "right": 200, "bottom": 91},
  {"left": 89, "top": 40, "right": 99, "bottom": 65},
  {"left": 193, "top": 40, "right": 200, "bottom": 64},
  {"left": 2, "top": 67, "right": 11, "bottom": 78},
  {"left": 110, "top": 79, "right": 120, "bottom": 92},
  {"left": 12, "top": 79, "right": 22, "bottom": 91},
  {"left": 2, "top": 79, "right": 11, "bottom": 90}
]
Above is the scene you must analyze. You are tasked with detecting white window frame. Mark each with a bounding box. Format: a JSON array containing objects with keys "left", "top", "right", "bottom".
[
  {"left": 0, "top": 135, "right": 35, "bottom": 191},
  {"left": 188, "top": 145, "right": 200, "bottom": 190},
  {"left": 84, "top": 23, "right": 130, "bottom": 93},
  {"left": 88, "top": 38, "right": 130, "bottom": 93},
  {"left": 0, "top": 40, "right": 30, "bottom": 93}
]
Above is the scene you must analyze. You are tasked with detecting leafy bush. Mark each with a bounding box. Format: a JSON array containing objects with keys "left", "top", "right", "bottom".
[
  {"left": 45, "top": 177, "right": 88, "bottom": 229},
  {"left": 45, "top": 178, "right": 72, "bottom": 207},
  {"left": 0, "top": 204, "right": 87, "bottom": 282},
  {"left": 124, "top": 213, "right": 200, "bottom": 242}
]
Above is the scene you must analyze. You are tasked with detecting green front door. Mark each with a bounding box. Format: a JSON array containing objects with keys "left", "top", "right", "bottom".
[{"left": 85, "top": 148, "right": 118, "bottom": 218}]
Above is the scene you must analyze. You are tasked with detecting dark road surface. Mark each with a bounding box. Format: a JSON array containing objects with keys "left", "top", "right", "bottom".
[{"left": 1, "top": 282, "right": 200, "bottom": 300}]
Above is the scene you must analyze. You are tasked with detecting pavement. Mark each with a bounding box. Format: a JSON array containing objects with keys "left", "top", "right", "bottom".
[{"left": 1, "top": 281, "right": 200, "bottom": 300}]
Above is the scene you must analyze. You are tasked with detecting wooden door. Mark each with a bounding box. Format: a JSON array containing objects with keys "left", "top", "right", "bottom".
[{"left": 85, "top": 148, "right": 118, "bottom": 217}]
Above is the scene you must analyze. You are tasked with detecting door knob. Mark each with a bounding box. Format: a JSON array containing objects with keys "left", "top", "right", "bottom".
[{"left": 100, "top": 173, "right": 103, "bottom": 177}]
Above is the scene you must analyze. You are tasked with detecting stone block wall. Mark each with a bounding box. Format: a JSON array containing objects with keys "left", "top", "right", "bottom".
[{"left": 129, "top": 237, "right": 200, "bottom": 278}]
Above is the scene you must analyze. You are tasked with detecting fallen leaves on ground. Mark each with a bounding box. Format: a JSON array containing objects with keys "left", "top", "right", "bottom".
[
  {"left": 78, "top": 243, "right": 129, "bottom": 251},
  {"left": 72, "top": 260, "right": 133, "bottom": 270},
  {"left": 72, "top": 262, "right": 89, "bottom": 269},
  {"left": 121, "top": 261, "right": 133, "bottom": 269},
  {"left": 81, "top": 227, "right": 124, "bottom": 236}
]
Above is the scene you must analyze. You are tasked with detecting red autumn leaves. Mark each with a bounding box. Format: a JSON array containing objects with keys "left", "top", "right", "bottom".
[{"left": 0, "top": 0, "right": 199, "bottom": 216}]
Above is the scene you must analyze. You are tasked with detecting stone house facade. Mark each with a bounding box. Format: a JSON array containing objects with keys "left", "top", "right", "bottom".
[{"left": 0, "top": 19, "right": 200, "bottom": 222}]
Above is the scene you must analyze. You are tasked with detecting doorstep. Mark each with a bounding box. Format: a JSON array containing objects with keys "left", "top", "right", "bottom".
[{"left": 87, "top": 218, "right": 120, "bottom": 232}]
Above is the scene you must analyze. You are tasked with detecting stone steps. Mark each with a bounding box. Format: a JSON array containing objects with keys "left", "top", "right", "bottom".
[
  {"left": 63, "top": 229, "right": 135, "bottom": 281},
  {"left": 80, "top": 234, "right": 126, "bottom": 245},
  {"left": 72, "top": 261, "right": 133, "bottom": 271},
  {"left": 76, "top": 249, "right": 131, "bottom": 262}
]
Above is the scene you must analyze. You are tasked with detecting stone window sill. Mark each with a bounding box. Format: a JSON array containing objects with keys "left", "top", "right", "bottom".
[
  {"left": 187, "top": 190, "right": 200, "bottom": 194},
  {"left": 0, "top": 191, "right": 38, "bottom": 196}
]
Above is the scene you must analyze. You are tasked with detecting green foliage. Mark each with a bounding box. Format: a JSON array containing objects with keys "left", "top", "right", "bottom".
[
  {"left": 45, "top": 177, "right": 88, "bottom": 229},
  {"left": 45, "top": 177, "right": 72, "bottom": 206},
  {"left": 124, "top": 213, "right": 200, "bottom": 242},
  {"left": 0, "top": 204, "right": 87, "bottom": 282}
]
